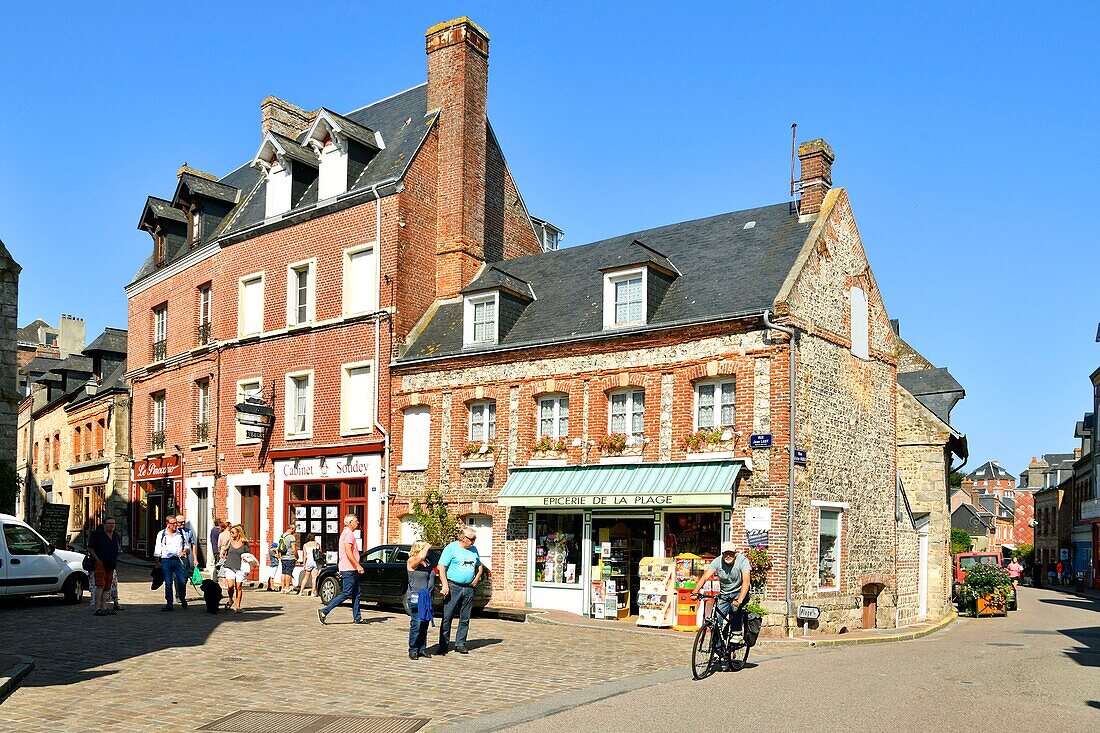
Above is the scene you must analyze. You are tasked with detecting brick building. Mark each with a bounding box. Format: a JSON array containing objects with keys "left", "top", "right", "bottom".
[
  {"left": 390, "top": 132, "right": 932, "bottom": 635},
  {"left": 124, "top": 18, "right": 544, "bottom": 572}
]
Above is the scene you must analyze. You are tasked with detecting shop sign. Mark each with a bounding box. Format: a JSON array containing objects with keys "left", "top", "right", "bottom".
[
  {"left": 132, "top": 455, "right": 183, "bottom": 482},
  {"left": 745, "top": 507, "right": 771, "bottom": 531},
  {"left": 279, "top": 455, "right": 374, "bottom": 480},
  {"left": 1060, "top": 548, "right": 1070, "bottom": 561},
  {"left": 749, "top": 434, "right": 773, "bottom": 449},
  {"left": 527, "top": 493, "right": 720, "bottom": 508},
  {"left": 797, "top": 605, "right": 821, "bottom": 620}
]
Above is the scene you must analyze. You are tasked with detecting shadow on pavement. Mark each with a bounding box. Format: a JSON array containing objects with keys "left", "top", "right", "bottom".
[
  {"left": 464, "top": 638, "right": 503, "bottom": 650},
  {"left": 1059, "top": 626, "right": 1100, "bottom": 668},
  {"left": 1039, "top": 597, "right": 1100, "bottom": 610}
]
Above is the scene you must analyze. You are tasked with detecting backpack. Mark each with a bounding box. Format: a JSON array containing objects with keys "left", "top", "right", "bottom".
[
  {"left": 312, "top": 546, "right": 324, "bottom": 565},
  {"left": 279, "top": 532, "right": 295, "bottom": 558}
]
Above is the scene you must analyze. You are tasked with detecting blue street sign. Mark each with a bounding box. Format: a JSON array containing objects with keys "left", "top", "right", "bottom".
[
  {"left": 794, "top": 450, "right": 807, "bottom": 465},
  {"left": 749, "top": 434, "right": 773, "bottom": 449}
]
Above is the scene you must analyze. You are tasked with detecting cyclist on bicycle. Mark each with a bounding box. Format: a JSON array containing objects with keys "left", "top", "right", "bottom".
[{"left": 692, "top": 541, "right": 751, "bottom": 637}]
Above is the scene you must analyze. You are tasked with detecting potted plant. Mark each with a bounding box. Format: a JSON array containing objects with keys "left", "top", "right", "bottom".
[
  {"left": 743, "top": 546, "right": 772, "bottom": 617},
  {"left": 598, "top": 432, "right": 630, "bottom": 455},
  {"left": 958, "top": 562, "right": 1012, "bottom": 617},
  {"left": 461, "top": 442, "right": 494, "bottom": 460},
  {"left": 678, "top": 427, "right": 738, "bottom": 453},
  {"left": 532, "top": 436, "right": 567, "bottom": 458}
]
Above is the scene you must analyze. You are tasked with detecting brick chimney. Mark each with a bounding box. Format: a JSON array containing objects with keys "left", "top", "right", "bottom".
[
  {"left": 426, "top": 17, "right": 490, "bottom": 299},
  {"left": 797, "top": 138, "right": 835, "bottom": 216},
  {"left": 261, "top": 96, "right": 314, "bottom": 140}
]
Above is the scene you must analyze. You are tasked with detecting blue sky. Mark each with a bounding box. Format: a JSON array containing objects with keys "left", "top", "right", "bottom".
[{"left": 1, "top": 3, "right": 1096, "bottom": 477}]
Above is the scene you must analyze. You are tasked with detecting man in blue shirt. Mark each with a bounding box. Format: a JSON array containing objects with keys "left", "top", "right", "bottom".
[{"left": 437, "top": 527, "right": 483, "bottom": 655}]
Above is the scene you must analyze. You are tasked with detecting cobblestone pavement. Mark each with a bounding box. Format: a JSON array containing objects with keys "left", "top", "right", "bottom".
[{"left": 0, "top": 565, "right": 707, "bottom": 732}]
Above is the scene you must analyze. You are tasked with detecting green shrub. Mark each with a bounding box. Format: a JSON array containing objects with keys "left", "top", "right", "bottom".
[
  {"left": 951, "top": 527, "right": 972, "bottom": 555},
  {"left": 408, "top": 488, "right": 460, "bottom": 547}
]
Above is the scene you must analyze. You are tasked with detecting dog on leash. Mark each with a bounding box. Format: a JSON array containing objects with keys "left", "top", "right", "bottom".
[{"left": 200, "top": 578, "right": 223, "bottom": 614}]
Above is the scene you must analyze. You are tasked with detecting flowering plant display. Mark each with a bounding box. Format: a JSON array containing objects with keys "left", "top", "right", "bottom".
[
  {"left": 598, "top": 433, "right": 629, "bottom": 453},
  {"left": 533, "top": 436, "right": 567, "bottom": 453},
  {"left": 461, "top": 442, "right": 493, "bottom": 458}
]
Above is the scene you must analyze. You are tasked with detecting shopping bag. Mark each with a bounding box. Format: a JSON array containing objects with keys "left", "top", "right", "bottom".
[
  {"left": 191, "top": 566, "right": 202, "bottom": 586},
  {"left": 151, "top": 564, "right": 165, "bottom": 590}
]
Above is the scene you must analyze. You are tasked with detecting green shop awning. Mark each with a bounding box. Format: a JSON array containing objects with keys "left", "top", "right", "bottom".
[{"left": 497, "top": 459, "right": 746, "bottom": 509}]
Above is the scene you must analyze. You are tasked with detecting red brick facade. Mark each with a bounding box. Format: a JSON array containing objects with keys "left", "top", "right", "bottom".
[{"left": 125, "top": 17, "right": 540, "bottom": 562}]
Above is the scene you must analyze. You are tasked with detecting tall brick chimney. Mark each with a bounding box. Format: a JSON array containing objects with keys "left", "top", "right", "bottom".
[
  {"left": 426, "top": 17, "right": 490, "bottom": 299},
  {"left": 797, "top": 138, "right": 835, "bottom": 216},
  {"left": 261, "top": 96, "right": 314, "bottom": 140}
]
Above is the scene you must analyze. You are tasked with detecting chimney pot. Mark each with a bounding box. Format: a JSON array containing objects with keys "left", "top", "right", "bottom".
[{"left": 797, "top": 138, "right": 835, "bottom": 216}]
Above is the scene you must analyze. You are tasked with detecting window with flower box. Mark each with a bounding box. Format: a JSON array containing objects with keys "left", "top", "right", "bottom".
[
  {"left": 608, "top": 389, "right": 644, "bottom": 439},
  {"left": 537, "top": 396, "right": 569, "bottom": 439},
  {"left": 695, "top": 379, "right": 735, "bottom": 430},
  {"left": 468, "top": 401, "right": 496, "bottom": 443}
]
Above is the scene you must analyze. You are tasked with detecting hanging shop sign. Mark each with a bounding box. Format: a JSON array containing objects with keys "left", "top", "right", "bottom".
[
  {"left": 236, "top": 396, "right": 275, "bottom": 439},
  {"left": 749, "top": 434, "right": 773, "bottom": 449}
]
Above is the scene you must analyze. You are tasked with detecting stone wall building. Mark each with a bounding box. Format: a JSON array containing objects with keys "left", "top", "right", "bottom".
[
  {"left": 894, "top": 335, "right": 967, "bottom": 623},
  {"left": 16, "top": 328, "right": 128, "bottom": 547},
  {"left": 17, "top": 314, "right": 86, "bottom": 397},
  {"left": 391, "top": 137, "right": 933, "bottom": 635},
  {"left": 124, "top": 18, "right": 546, "bottom": 572},
  {"left": 0, "top": 239, "right": 21, "bottom": 492}
]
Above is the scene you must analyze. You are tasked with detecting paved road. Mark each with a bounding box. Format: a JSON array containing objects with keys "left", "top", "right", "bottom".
[
  {"left": 0, "top": 564, "right": 694, "bottom": 731},
  {"left": 499, "top": 585, "right": 1100, "bottom": 732}
]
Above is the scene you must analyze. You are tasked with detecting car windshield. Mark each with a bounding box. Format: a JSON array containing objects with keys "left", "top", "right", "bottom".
[{"left": 960, "top": 556, "right": 998, "bottom": 569}]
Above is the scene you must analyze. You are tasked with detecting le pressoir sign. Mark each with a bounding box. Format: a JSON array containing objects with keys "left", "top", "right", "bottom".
[{"left": 132, "top": 455, "right": 183, "bottom": 482}]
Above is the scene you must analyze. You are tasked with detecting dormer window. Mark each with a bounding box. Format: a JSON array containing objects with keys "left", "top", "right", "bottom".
[
  {"left": 303, "top": 109, "right": 382, "bottom": 202},
  {"left": 253, "top": 133, "right": 319, "bottom": 219},
  {"left": 154, "top": 229, "right": 167, "bottom": 266},
  {"left": 189, "top": 208, "right": 202, "bottom": 246},
  {"left": 603, "top": 267, "right": 646, "bottom": 329},
  {"left": 463, "top": 293, "right": 498, "bottom": 346}
]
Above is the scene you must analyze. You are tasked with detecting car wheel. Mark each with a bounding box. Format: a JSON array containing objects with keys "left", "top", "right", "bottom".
[
  {"left": 63, "top": 574, "right": 85, "bottom": 604},
  {"left": 318, "top": 576, "right": 339, "bottom": 605}
]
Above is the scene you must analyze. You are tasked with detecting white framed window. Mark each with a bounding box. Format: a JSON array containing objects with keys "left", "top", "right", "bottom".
[
  {"left": 463, "top": 293, "right": 499, "bottom": 345},
  {"left": 400, "top": 406, "right": 430, "bottom": 470},
  {"left": 154, "top": 304, "right": 167, "bottom": 343},
  {"left": 239, "top": 273, "right": 265, "bottom": 337},
  {"left": 152, "top": 392, "right": 166, "bottom": 434},
  {"left": 850, "top": 286, "right": 869, "bottom": 360},
  {"left": 468, "top": 401, "right": 496, "bottom": 443},
  {"left": 538, "top": 395, "right": 569, "bottom": 439},
  {"left": 695, "top": 379, "right": 736, "bottom": 430},
  {"left": 399, "top": 514, "right": 423, "bottom": 544},
  {"left": 817, "top": 507, "right": 842, "bottom": 591},
  {"left": 462, "top": 513, "right": 493, "bottom": 570},
  {"left": 235, "top": 379, "right": 263, "bottom": 445},
  {"left": 199, "top": 284, "right": 212, "bottom": 325},
  {"left": 609, "top": 389, "right": 644, "bottom": 439},
  {"left": 343, "top": 244, "right": 377, "bottom": 317},
  {"left": 340, "top": 361, "right": 374, "bottom": 436},
  {"left": 285, "top": 371, "right": 313, "bottom": 439},
  {"left": 287, "top": 259, "right": 316, "bottom": 326},
  {"left": 603, "top": 267, "right": 647, "bottom": 329},
  {"left": 265, "top": 160, "right": 292, "bottom": 218},
  {"left": 196, "top": 379, "right": 210, "bottom": 427}
]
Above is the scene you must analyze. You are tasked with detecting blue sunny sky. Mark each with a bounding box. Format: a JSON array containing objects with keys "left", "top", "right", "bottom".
[{"left": 0, "top": 3, "right": 1096, "bottom": 477}]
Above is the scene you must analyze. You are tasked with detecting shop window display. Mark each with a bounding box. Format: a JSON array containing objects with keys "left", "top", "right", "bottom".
[
  {"left": 818, "top": 508, "right": 840, "bottom": 590},
  {"left": 664, "top": 511, "right": 721, "bottom": 557},
  {"left": 534, "top": 513, "right": 581, "bottom": 584}
]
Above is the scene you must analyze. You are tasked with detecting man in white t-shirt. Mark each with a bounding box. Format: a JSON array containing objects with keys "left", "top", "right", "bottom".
[{"left": 154, "top": 517, "right": 191, "bottom": 611}]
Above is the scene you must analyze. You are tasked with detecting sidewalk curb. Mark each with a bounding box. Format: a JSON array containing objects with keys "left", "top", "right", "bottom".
[
  {"left": 0, "top": 655, "right": 35, "bottom": 703},
  {"left": 525, "top": 609, "right": 958, "bottom": 648}
]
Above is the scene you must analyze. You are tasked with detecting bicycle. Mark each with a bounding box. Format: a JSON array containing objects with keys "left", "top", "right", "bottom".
[{"left": 691, "top": 591, "right": 750, "bottom": 679}]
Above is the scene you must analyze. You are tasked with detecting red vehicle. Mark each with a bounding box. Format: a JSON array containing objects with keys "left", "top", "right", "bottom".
[{"left": 953, "top": 552, "right": 1016, "bottom": 611}]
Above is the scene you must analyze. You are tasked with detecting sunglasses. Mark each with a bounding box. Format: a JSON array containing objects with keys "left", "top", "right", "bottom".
[{"left": 462, "top": 536, "right": 475, "bottom": 542}]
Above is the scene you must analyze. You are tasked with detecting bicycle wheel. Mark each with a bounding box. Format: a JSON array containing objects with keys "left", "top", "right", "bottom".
[
  {"left": 691, "top": 624, "right": 717, "bottom": 680},
  {"left": 729, "top": 640, "right": 750, "bottom": 671}
]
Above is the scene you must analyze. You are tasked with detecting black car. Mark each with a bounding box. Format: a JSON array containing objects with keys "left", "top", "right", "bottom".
[{"left": 315, "top": 544, "right": 492, "bottom": 611}]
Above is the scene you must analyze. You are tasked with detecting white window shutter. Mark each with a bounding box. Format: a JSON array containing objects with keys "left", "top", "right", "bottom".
[{"left": 850, "top": 286, "right": 869, "bottom": 360}]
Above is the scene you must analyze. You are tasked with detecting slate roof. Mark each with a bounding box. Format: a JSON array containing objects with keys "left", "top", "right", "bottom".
[
  {"left": 85, "top": 328, "right": 127, "bottom": 355},
  {"left": 967, "top": 460, "right": 1015, "bottom": 482},
  {"left": 313, "top": 108, "right": 379, "bottom": 147},
  {"left": 400, "top": 202, "right": 810, "bottom": 361},
  {"left": 23, "top": 355, "right": 62, "bottom": 375},
  {"left": 897, "top": 367, "right": 965, "bottom": 425},
  {"left": 143, "top": 196, "right": 188, "bottom": 224},
  {"left": 461, "top": 266, "right": 534, "bottom": 299},
  {"left": 131, "top": 84, "right": 436, "bottom": 286},
  {"left": 952, "top": 503, "right": 991, "bottom": 532},
  {"left": 17, "top": 319, "right": 51, "bottom": 344},
  {"left": 174, "top": 173, "right": 240, "bottom": 205},
  {"left": 67, "top": 359, "right": 128, "bottom": 409}
]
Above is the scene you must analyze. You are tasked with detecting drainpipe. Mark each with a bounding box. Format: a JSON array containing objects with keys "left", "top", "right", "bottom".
[
  {"left": 763, "top": 309, "right": 797, "bottom": 636},
  {"left": 370, "top": 183, "right": 392, "bottom": 545}
]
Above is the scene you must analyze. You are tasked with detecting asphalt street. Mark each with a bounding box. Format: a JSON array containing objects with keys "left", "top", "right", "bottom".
[{"left": 498, "top": 585, "right": 1099, "bottom": 732}]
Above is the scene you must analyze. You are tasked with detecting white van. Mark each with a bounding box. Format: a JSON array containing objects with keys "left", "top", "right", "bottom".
[{"left": 0, "top": 513, "right": 88, "bottom": 603}]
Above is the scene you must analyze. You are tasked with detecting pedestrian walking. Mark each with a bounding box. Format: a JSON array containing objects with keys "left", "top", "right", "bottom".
[
  {"left": 1063, "top": 560, "right": 1074, "bottom": 586},
  {"left": 437, "top": 527, "right": 483, "bottom": 655},
  {"left": 87, "top": 517, "right": 121, "bottom": 617},
  {"left": 154, "top": 516, "right": 191, "bottom": 611},
  {"left": 278, "top": 520, "right": 298, "bottom": 593},
  {"left": 218, "top": 521, "right": 234, "bottom": 605},
  {"left": 405, "top": 540, "right": 434, "bottom": 659},
  {"left": 210, "top": 519, "right": 223, "bottom": 573},
  {"left": 317, "top": 514, "right": 365, "bottom": 625},
  {"left": 220, "top": 524, "right": 249, "bottom": 614},
  {"left": 1054, "top": 560, "right": 1063, "bottom": 586},
  {"left": 1007, "top": 557, "right": 1023, "bottom": 589},
  {"left": 298, "top": 534, "right": 321, "bottom": 596}
]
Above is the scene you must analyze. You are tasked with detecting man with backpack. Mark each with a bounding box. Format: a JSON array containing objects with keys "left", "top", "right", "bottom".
[
  {"left": 278, "top": 521, "right": 298, "bottom": 593},
  {"left": 154, "top": 516, "right": 191, "bottom": 611}
]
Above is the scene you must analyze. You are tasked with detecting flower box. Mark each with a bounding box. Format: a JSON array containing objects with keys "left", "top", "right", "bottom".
[{"left": 975, "top": 593, "right": 1006, "bottom": 617}]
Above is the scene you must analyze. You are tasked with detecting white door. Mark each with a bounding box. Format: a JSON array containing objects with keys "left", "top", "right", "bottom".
[
  {"left": 1, "top": 520, "right": 65, "bottom": 595},
  {"left": 917, "top": 531, "right": 929, "bottom": 619}
]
